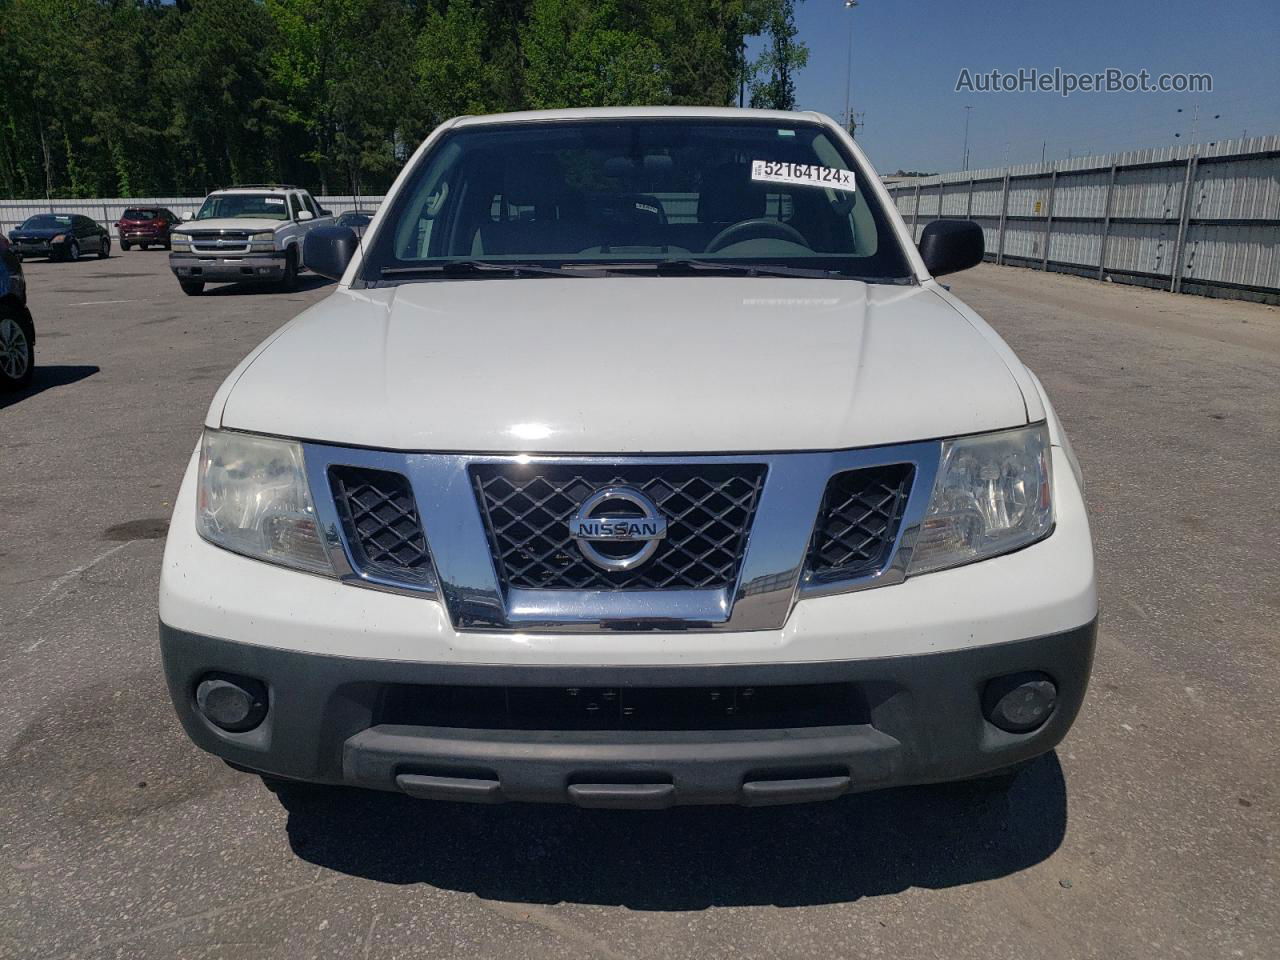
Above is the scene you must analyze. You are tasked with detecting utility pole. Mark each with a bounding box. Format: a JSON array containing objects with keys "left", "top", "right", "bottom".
[
  {"left": 962, "top": 104, "right": 972, "bottom": 171},
  {"left": 843, "top": 0, "right": 858, "bottom": 130}
]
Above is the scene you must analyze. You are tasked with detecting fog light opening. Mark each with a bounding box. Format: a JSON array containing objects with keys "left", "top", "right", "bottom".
[
  {"left": 983, "top": 672, "right": 1057, "bottom": 733},
  {"left": 196, "top": 674, "right": 269, "bottom": 732}
]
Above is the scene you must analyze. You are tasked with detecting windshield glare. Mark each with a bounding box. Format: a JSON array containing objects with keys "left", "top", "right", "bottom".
[
  {"left": 195, "top": 194, "right": 289, "bottom": 221},
  {"left": 362, "top": 118, "right": 911, "bottom": 282},
  {"left": 22, "top": 215, "right": 72, "bottom": 229}
]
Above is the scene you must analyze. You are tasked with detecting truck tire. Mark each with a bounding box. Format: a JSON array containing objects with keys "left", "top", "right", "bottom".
[
  {"left": 120, "top": 240, "right": 131, "bottom": 251},
  {"left": 179, "top": 279, "right": 205, "bottom": 296},
  {"left": 279, "top": 246, "right": 299, "bottom": 292},
  {"left": 0, "top": 305, "right": 35, "bottom": 391}
]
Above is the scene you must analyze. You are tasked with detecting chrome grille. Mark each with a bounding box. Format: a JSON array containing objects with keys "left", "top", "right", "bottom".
[
  {"left": 472, "top": 463, "right": 767, "bottom": 591},
  {"left": 188, "top": 230, "right": 251, "bottom": 254},
  {"left": 807, "top": 464, "right": 915, "bottom": 582},
  {"left": 329, "top": 466, "right": 433, "bottom": 583}
]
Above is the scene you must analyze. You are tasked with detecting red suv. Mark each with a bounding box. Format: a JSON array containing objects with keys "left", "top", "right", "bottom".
[{"left": 116, "top": 207, "right": 181, "bottom": 251}]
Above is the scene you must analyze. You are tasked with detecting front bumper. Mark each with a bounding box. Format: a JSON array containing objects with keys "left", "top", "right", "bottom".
[
  {"left": 161, "top": 619, "right": 1096, "bottom": 807},
  {"left": 169, "top": 252, "right": 284, "bottom": 282},
  {"left": 12, "top": 240, "right": 60, "bottom": 257}
]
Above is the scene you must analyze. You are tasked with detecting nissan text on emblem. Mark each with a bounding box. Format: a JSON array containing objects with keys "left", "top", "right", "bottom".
[{"left": 568, "top": 487, "right": 668, "bottom": 571}]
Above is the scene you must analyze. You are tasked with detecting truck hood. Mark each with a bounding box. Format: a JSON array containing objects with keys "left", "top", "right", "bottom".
[
  {"left": 215, "top": 278, "right": 1031, "bottom": 453},
  {"left": 179, "top": 217, "right": 281, "bottom": 232}
]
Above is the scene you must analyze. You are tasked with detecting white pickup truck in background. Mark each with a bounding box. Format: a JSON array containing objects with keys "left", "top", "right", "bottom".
[{"left": 168, "top": 184, "right": 333, "bottom": 295}]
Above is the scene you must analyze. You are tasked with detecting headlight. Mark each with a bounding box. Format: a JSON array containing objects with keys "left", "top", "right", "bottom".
[
  {"left": 52, "top": 234, "right": 66, "bottom": 243},
  {"left": 908, "top": 424, "right": 1053, "bottom": 575},
  {"left": 197, "top": 429, "right": 333, "bottom": 574},
  {"left": 250, "top": 232, "right": 274, "bottom": 242},
  {"left": 171, "top": 233, "right": 190, "bottom": 250}
]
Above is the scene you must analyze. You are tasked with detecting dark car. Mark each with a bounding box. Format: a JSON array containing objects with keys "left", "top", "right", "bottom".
[
  {"left": 335, "top": 209, "right": 376, "bottom": 237},
  {"left": 116, "top": 207, "right": 181, "bottom": 251},
  {"left": 0, "top": 235, "right": 33, "bottom": 390},
  {"left": 8, "top": 213, "right": 111, "bottom": 261}
]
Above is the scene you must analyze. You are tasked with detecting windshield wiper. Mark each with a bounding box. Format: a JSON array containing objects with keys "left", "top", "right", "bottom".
[
  {"left": 603, "top": 259, "right": 842, "bottom": 279},
  {"left": 379, "top": 260, "right": 590, "bottom": 279}
]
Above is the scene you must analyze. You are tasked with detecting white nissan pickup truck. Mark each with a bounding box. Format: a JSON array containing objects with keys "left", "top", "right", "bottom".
[
  {"left": 159, "top": 107, "right": 1097, "bottom": 809},
  {"left": 168, "top": 184, "right": 333, "bottom": 295}
]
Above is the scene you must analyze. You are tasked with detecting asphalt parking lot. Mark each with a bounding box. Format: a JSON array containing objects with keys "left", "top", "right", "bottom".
[{"left": 1, "top": 252, "right": 1276, "bottom": 959}]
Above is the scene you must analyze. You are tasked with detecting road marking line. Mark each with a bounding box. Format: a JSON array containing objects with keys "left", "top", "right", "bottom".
[
  {"left": 69, "top": 299, "right": 139, "bottom": 306},
  {"left": 16, "top": 543, "right": 131, "bottom": 650}
]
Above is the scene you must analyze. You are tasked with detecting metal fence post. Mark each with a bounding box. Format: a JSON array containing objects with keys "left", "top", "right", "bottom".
[
  {"left": 937, "top": 179, "right": 945, "bottom": 222},
  {"left": 966, "top": 178, "right": 974, "bottom": 218},
  {"left": 995, "top": 169, "right": 1011, "bottom": 265},
  {"left": 1169, "top": 153, "right": 1199, "bottom": 294},
  {"left": 911, "top": 182, "right": 921, "bottom": 240},
  {"left": 1041, "top": 168, "right": 1057, "bottom": 272},
  {"left": 1097, "top": 163, "right": 1118, "bottom": 280}
]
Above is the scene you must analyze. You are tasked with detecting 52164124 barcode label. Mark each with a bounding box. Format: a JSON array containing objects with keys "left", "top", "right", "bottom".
[{"left": 750, "top": 160, "right": 856, "bottom": 194}]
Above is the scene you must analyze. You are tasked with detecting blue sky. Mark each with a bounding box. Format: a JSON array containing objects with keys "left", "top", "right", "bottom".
[{"left": 769, "top": 0, "right": 1280, "bottom": 173}]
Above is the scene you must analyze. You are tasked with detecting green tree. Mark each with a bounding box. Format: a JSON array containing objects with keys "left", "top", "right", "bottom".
[
  {"left": 749, "top": 0, "right": 807, "bottom": 111},
  {"left": 0, "top": 0, "right": 797, "bottom": 198},
  {"left": 523, "top": 0, "right": 666, "bottom": 108}
]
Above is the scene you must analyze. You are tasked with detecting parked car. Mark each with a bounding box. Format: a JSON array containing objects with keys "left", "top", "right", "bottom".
[
  {"left": 334, "top": 209, "right": 376, "bottom": 238},
  {"left": 8, "top": 213, "right": 110, "bottom": 261},
  {"left": 0, "top": 236, "right": 34, "bottom": 390},
  {"left": 160, "top": 107, "right": 1096, "bottom": 808},
  {"left": 117, "top": 207, "right": 182, "bottom": 251},
  {"left": 168, "top": 185, "right": 334, "bottom": 295}
]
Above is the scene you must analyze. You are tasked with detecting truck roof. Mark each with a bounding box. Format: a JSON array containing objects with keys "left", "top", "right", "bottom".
[
  {"left": 208, "top": 184, "right": 304, "bottom": 196},
  {"left": 449, "top": 105, "right": 830, "bottom": 128}
]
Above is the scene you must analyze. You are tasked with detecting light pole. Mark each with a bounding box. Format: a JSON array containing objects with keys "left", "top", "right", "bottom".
[
  {"left": 843, "top": 0, "right": 858, "bottom": 133},
  {"left": 962, "top": 104, "right": 972, "bottom": 170}
]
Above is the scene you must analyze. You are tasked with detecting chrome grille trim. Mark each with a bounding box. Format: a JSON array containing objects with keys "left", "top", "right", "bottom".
[
  {"left": 187, "top": 229, "right": 252, "bottom": 254},
  {"left": 301, "top": 443, "right": 942, "bottom": 633},
  {"left": 806, "top": 463, "right": 916, "bottom": 584},
  {"left": 472, "top": 463, "right": 767, "bottom": 591}
]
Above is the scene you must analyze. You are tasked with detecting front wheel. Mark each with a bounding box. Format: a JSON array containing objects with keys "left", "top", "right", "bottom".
[
  {"left": 278, "top": 247, "right": 299, "bottom": 292},
  {"left": 65, "top": 240, "right": 80, "bottom": 262},
  {"left": 179, "top": 279, "right": 204, "bottom": 296},
  {"left": 97, "top": 237, "right": 110, "bottom": 258},
  {"left": 120, "top": 240, "right": 131, "bottom": 251},
  {"left": 0, "top": 308, "right": 35, "bottom": 391}
]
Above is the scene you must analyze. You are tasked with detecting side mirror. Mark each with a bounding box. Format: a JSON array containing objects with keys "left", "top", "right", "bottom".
[
  {"left": 304, "top": 225, "right": 358, "bottom": 281},
  {"left": 918, "top": 219, "right": 984, "bottom": 277},
  {"left": 298, "top": 209, "right": 315, "bottom": 221},
  {"left": 182, "top": 210, "right": 194, "bottom": 220}
]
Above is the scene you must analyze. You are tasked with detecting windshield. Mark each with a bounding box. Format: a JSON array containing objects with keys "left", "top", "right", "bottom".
[
  {"left": 122, "top": 208, "right": 159, "bottom": 220},
  {"left": 360, "top": 118, "right": 912, "bottom": 283},
  {"left": 22, "top": 215, "right": 72, "bottom": 229},
  {"left": 194, "top": 194, "right": 289, "bottom": 221}
]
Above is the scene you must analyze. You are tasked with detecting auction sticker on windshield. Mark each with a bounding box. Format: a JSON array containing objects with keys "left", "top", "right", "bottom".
[{"left": 751, "top": 160, "right": 856, "bottom": 193}]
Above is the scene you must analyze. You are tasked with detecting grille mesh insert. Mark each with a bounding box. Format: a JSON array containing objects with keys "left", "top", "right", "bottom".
[
  {"left": 807, "top": 463, "right": 915, "bottom": 582},
  {"left": 472, "top": 463, "right": 767, "bottom": 591},
  {"left": 329, "top": 466, "right": 432, "bottom": 583}
]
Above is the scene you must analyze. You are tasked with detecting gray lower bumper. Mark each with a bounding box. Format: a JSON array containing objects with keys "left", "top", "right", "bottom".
[
  {"left": 169, "top": 252, "right": 284, "bottom": 282},
  {"left": 160, "top": 620, "right": 1097, "bottom": 807}
]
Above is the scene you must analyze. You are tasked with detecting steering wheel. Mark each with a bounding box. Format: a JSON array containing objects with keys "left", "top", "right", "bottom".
[{"left": 705, "top": 218, "right": 809, "bottom": 253}]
